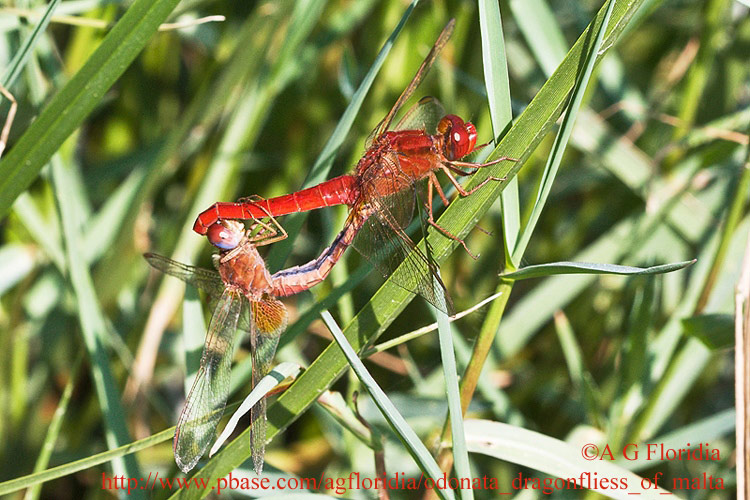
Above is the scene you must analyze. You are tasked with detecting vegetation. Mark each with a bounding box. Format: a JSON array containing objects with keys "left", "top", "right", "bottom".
[{"left": 0, "top": 0, "right": 745, "bottom": 498}]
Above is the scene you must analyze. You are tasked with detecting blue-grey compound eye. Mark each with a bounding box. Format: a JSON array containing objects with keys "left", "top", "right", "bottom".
[{"left": 206, "top": 223, "right": 240, "bottom": 250}]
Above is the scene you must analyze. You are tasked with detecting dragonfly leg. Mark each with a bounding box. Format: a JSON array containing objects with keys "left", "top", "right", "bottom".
[
  {"left": 474, "top": 224, "right": 493, "bottom": 236},
  {"left": 427, "top": 171, "right": 451, "bottom": 209},
  {"left": 427, "top": 216, "right": 478, "bottom": 260},
  {"left": 243, "top": 200, "right": 289, "bottom": 246},
  {"left": 249, "top": 217, "right": 288, "bottom": 246},
  {"left": 447, "top": 155, "right": 516, "bottom": 169},
  {"left": 426, "top": 173, "right": 479, "bottom": 259},
  {"left": 440, "top": 164, "right": 505, "bottom": 197},
  {"left": 0, "top": 83, "right": 17, "bottom": 159},
  {"left": 236, "top": 194, "right": 265, "bottom": 203},
  {"left": 444, "top": 165, "right": 474, "bottom": 176}
]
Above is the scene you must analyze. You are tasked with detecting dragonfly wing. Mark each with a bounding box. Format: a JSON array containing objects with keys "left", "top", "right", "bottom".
[
  {"left": 144, "top": 253, "right": 224, "bottom": 296},
  {"left": 248, "top": 297, "right": 288, "bottom": 474},
  {"left": 236, "top": 301, "right": 253, "bottom": 339},
  {"left": 372, "top": 20, "right": 455, "bottom": 138},
  {"left": 394, "top": 96, "right": 446, "bottom": 134},
  {"left": 173, "top": 288, "right": 242, "bottom": 473},
  {"left": 352, "top": 174, "right": 453, "bottom": 314}
]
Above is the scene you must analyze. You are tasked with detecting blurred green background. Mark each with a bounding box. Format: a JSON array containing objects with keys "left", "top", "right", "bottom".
[{"left": 0, "top": 0, "right": 746, "bottom": 498}]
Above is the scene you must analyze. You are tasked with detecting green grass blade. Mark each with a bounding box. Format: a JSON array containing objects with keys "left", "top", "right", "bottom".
[
  {"left": 0, "top": 0, "right": 182, "bottom": 217},
  {"left": 616, "top": 409, "right": 735, "bottom": 472},
  {"left": 11, "top": 194, "right": 65, "bottom": 272},
  {"left": 621, "top": 233, "right": 720, "bottom": 442},
  {"left": 23, "top": 356, "right": 81, "bottom": 500},
  {"left": 321, "top": 311, "right": 455, "bottom": 500},
  {"left": 553, "top": 311, "right": 601, "bottom": 425},
  {"left": 607, "top": 277, "right": 655, "bottom": 449},
  {"left": 512, "top": 0, "right": 617, "bottom": 262},
  {"left": 465, "top": 419, "right": 673, "bottom": 496},
  {"left": 0, "top": 428, "right": 174, "bottom": 496},
  {"left": 508, "top": 0, "right": 568, "bottom": 76},
  {"left": 681, "top": 314, "right": 734, "bottom": 349},
  {"left": 553, "top": 311, "right": 584, "bottom": 389},
  {"left": 50, "top": 156, "right": 143, "bottom": 493},
  {"left": 436, "top": 298, "right": 472, "bottom": 499},
  {"left": 81, "top": 167, "right": 145, "bottom": 264},
  {"left": 1, "top": 0, "right": 60, "bottom": 87},
  {"left": 478, "top": 0, "right": 517, "bottom": 269},
  {"left": 501, "top": 259, "right": 696, "bottom": 280},
  {"left": 0, "top": 243, "right": 36, "bottom": 296},
  {"left": 672, "top": 0, "right": 732, "bottom": 139},
  {"left": 478, "top": 0, "right": 512, "bottom": 135}
]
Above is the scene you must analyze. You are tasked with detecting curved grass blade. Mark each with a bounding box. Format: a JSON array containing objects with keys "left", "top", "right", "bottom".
[
  {"left": 464, "top": 419, "right": 673, "bottom": 497},
  {"left": 320, "top": 311, "right": 454, "bottom": 500},
  {"left": 210, "top": 362, "right": 302, "bottom": 457},
  {"left": 501, "top": 259, "right": 697, "bottom": 280},
  {"left": 616, "top": 409, "right": 735, "bottom": 472},
  {"left": 0, "top": 0, "right": 182, "bottom": 217}
]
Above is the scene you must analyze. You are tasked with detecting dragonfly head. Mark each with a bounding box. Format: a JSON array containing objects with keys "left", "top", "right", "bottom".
[
  {"left": 206, "top": 221, "right": 244, "bottom": 250},
  {"left": 438, "top": 114, "right": 478, "bottom": 160}
]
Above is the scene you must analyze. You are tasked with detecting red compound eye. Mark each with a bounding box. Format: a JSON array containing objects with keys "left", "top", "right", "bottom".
[
  {"left": 463, "top": 122, "right": 478, "bottom": 156},
  {"left": 439, "top": 115, "right": 478, "bottom": 160},
  {"left": 206, "top": 222, "right": 241, "bottom": 250}
]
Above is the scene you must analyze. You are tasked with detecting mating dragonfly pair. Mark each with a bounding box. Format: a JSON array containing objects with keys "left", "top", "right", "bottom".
[{"left": 147, "top": 19, "right": 514, "bottom": 474}]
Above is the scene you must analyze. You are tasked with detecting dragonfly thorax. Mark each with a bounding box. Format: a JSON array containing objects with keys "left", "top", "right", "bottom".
[
  {"left": 209, "top": 221, "right": 275, "bottom": 299},
  {"left": 218, "top": 243, "right": 274, "bottom": 300}
]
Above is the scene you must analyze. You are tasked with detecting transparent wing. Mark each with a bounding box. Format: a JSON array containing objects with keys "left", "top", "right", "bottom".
[
  {"left": 394, "top": 96, "right": 445, "bottom": 134},
  {"left": 173, "top": 288, "right": 242, "bottom": 473},
  {"left": 248, "top": 297, "right": 288, "bottom": 474},
  {"left": 352, "top": 159, "right": 453, "bottom": 314},
  {"left": 371, "top": 20, "right": 455, "bottom": 138},
  {"left": 144, "top": 253, "right": 224, "bottom": 296}
]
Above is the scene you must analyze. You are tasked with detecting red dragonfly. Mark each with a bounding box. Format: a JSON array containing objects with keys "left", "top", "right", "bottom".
[
  {"left": 193, "top": 20, "right": 513, "bottom": 313},
  {"left": 146, "top": 218, "right": 327, "bottom": 474}
]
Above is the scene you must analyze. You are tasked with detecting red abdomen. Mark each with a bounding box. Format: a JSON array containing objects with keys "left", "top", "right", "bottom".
[{"left": 193, "top": 175, "right": 358, "bottom": 234}]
